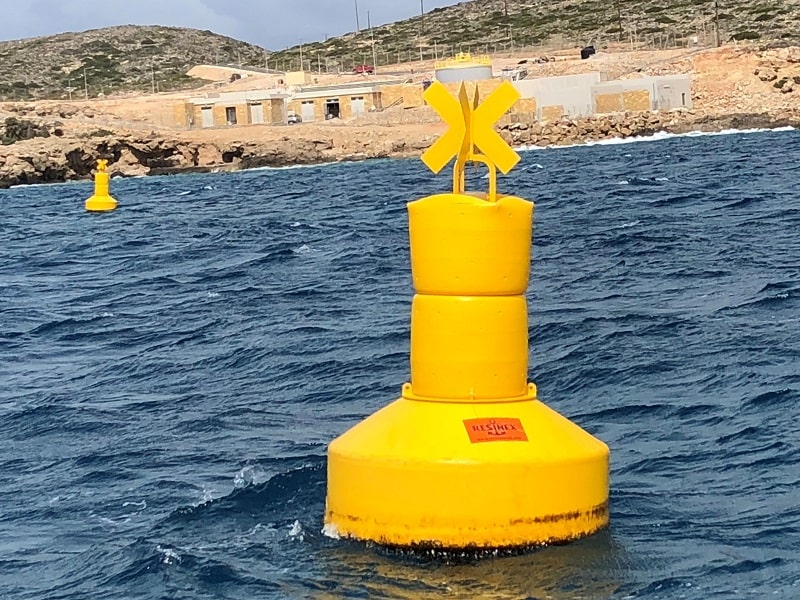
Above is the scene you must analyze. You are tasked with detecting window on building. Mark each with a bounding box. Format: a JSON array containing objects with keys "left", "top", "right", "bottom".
[{"left": 226, "top": 106, "right": 237, "bottom": 125}]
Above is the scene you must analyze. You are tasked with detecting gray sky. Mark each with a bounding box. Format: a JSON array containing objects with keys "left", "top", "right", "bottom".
[{"left": 0, "top": 0, "right": 464, "bottom": 49}]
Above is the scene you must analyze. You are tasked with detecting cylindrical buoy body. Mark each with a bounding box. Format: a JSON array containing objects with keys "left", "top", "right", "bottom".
[{"left": 325, "top": 192, "right": 610, "bottom": 549}]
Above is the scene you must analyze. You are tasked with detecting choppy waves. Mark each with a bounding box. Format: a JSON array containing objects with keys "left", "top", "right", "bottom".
[{"left": 1, "top": 128, "right": 799, "bottom": 599}]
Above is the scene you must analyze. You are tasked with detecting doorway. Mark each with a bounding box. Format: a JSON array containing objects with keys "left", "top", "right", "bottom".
[
  {"left": 301, "top": 100, "right": 316, "bottom": 122},
  {"left": 249, "top": 103, "right": 264, "bottom": 124},
  {"left": 200, "top": 106, "right": 213, "bottom": 128},
  {"left": 325, "top": 98, "right": 341, "bottom": 119},
  {"left": 350, "top": 96, "right": 366, "bottom": 115}
]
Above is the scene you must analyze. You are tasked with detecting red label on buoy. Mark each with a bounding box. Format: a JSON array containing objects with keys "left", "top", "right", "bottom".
[{"left": 463, "top": 418, "right": 528, "bottom": 443}]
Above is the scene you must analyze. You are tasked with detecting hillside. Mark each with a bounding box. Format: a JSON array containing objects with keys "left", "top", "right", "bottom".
[
  {"left": 0, "top": 25, "right": 269, "bottom": 101},
  {"left": 2, "top": 1, "right": 799, "bottom": 101},
  {"left": 269, "top": 0, "right": 800, "bottom": 71}
]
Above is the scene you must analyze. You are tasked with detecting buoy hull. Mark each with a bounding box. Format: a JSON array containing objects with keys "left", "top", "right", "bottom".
[
  {"left": 85, "top": 169, "right": 117, "bottom": 212},
  {"left": 85, "top": 195, "right": 118, "bottom": 212},
  {"left": 325, "top": 395, "right": 609, "bottom": 549},
  {"left": 325, "top": 190, "right": 610, "bottom": 549}
]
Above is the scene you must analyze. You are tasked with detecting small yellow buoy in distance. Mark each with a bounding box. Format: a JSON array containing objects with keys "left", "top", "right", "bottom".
[{"left": 85, "top": 159, "right": 117, "bottom": 212}]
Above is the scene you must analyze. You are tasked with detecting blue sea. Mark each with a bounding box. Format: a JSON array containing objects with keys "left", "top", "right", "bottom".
[{"left": 1, "top": 128, "right": 799, "bottom": 599}]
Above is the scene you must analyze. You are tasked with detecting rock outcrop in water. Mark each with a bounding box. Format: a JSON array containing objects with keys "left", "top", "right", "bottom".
[{"left": 1, "top": 108, "right": 799, "bottom": 189}]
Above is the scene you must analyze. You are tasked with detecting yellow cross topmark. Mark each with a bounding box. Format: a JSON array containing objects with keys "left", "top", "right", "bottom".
[{"left": 421, "top": 80, "right": 521, "bottom": 178}]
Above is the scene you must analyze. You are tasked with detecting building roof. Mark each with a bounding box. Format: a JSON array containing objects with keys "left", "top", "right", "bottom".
[
  {"left": 188, "top": 90, "right": 290, "bottom": 105},
  {"left": 294, "top": 79, "right": 402, "bottom": 99}
]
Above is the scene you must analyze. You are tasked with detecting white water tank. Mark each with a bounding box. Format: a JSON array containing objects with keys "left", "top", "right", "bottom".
[{"left": 434, "top": 53, "right": 493, "bottom": 83}]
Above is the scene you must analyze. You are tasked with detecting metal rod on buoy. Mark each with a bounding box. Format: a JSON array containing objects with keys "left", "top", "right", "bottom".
[
  {"left": 85, "top": 159, "right": 117, "bottom": 212},
  {"left": 324, "top": 80, "right": 610, "bottom": 550}
]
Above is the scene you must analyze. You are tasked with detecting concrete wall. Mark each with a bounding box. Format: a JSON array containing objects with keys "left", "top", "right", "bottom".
[
  {"left": 592, "top": 76, "right": 692, "bottom": 113},
  {"left": 173, "top": 102, "right": 194, "bottom": 128},
  {"left": 540, "top": 105, "right": 565, "bottom": 121},
  {"left": 381, "top": 84, "right": 405, "bottom": 108},
  {"left": 654, "top": 76, "right": 693, "bottom": 110},
  {"left": 404, "top": 85, "right": 426, "bottom": 108},
  {"left": 515, "top": 72, "right": 602, "bottom": 119},
  {"left": 270, "top": 99, "right": 287, "bottom": 124},
  {"left": 285, "top": 71, "right": 310, "bottom": 86}
]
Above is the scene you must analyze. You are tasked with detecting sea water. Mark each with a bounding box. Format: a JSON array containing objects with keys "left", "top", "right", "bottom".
[{"left": 1, "top": 128, "right": 799, "bottom": 599}]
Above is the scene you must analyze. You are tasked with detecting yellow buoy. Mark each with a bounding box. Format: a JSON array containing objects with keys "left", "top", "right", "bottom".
[
  {"left": 85, "top": 159, "right": 117, "bottom": 212},
  {"left": 325, "top": 81, "right": 609, "bottom": 549}
]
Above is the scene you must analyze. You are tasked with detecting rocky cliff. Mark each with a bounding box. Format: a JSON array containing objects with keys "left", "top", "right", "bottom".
[{"left": 2, "top": 107, "right": 798, "bottom": 189}]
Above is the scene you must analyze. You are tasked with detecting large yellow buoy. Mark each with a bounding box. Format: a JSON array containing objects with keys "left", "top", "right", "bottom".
[
  {"left": 325, "top": 81, "right": 609, "bottom": 549},
  {"left": 85, "top": 159, "right": 117, "bottom": 212}
]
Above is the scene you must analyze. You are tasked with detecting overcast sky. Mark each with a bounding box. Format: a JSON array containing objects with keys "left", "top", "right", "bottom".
[{"left": 0, "top": 0, "right": 465, "bottom": 49}]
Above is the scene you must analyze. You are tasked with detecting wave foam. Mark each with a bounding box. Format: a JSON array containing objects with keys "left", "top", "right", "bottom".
[{"left": 517, "top": 125, "right": 797, "bottom": 152}]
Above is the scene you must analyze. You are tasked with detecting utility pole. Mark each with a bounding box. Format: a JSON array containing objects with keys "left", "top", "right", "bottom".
[
  {"left": 83, "top": 67, "right": 88, "bottom": 99},
  {"left": 713, "top": 0, "right": 721, "bottom": 47},
  {"left": 503, "top": 0, "right": 508, "bottom": 18},
  {"left": 370, "top": 15, "right": 377, "bottom": 69},
  {"left": 151, "top": 59, "right": 155, "bottom": 94},
  {"left": 421, "top": 0, "right": 425, "bottom": 33},
  {"left": 354, "top": 0, "right": 360, "bottom": 32},
  {"left": 300, "top": 44, "right": 304, "bottom": 71},
  {"left": 613, "top": 0, "right": 623, "bottom": 39}
]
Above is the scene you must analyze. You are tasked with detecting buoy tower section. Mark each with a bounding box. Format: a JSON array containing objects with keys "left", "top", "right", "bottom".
[
  {"left": 325, "top": 81, "right": 609, "bottom": 549},
  {"left": 85, "top": 159, "right": 117, "bottom": 212}
]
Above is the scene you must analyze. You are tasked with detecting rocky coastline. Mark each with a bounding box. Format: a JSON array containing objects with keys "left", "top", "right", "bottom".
[{"left": 1, "top": 108, "right": 799, "bottom": 189}]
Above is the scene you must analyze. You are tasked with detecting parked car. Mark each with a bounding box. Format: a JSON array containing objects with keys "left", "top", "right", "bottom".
[
  {"left": 353, "top": 64, "right": 374, "bottom": 74},
  {"left": 287, "top": 111, "right": 301, "bottom": 124}
]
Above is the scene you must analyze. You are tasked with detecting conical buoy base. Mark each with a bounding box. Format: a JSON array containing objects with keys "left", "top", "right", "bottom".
[
  {"left": 325, "top": 389, "right": 609, "bottom": 549},
  {"left": 85, "top": 194, "right": 118, "bottom": 212}
]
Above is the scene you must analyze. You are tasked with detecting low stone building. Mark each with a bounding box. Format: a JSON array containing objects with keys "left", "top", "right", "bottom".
[
  {"left": 175, "top": 90, "right": 290, "bottom": 128},
  {"left": 287, "top": 81, "right": 392, "bottom": 122}
]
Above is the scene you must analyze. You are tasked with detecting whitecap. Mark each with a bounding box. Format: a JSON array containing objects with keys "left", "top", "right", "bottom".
[
  {"left": 176, "top": 190, "right": 191, "bottom": 196},
  {"left": 321, "top": 522, "right": 341, "bottom": 540},
  {"left": 196, "top": 487, "right": 217, "bottom": 506},
  {"left": 293, "top": 244, "right": 312, "bottom": 254},
  {"left": 156, "top": 545, "right": 182, "bottom": 565},
  {"left": 288, "top": 520, "right": 304, "bottom": 541},
  {"left": 233, "top": 464, "right": 268, "bottom": 489},
  {"left": 516, "top": 126, "right": 797, "bottom": 152}
]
